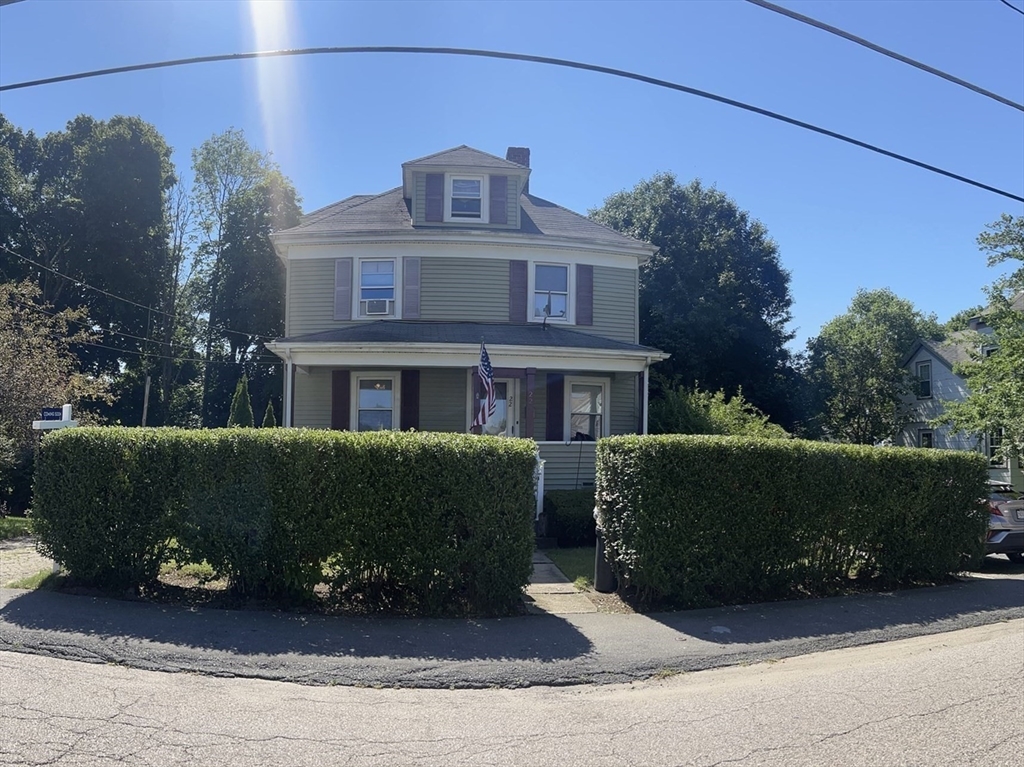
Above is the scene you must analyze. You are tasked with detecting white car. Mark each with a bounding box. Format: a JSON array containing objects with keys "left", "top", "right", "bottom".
[{"left": 985, "top": 481, "right": 1024, "bottom": 563}]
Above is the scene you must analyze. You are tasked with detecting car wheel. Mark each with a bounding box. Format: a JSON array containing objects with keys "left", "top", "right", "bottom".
[{"left": 1007, "top": 553, "right": 1024, "bottom": 564}]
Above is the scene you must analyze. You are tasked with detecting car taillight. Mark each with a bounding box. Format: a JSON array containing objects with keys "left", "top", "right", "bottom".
[{"left": 990, "top": 503, "right": 1004, "bottom": 517}]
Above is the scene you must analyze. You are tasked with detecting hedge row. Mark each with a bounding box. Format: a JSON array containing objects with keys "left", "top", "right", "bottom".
[
  {"left": 596, "top": 436, "right": 989, "bottom": 609},
  {"left": 32, "top": 428, "right": 538, "bottom": 615},
  {"left": 544, "top": 489, "right": 597, "bottom": 547}
]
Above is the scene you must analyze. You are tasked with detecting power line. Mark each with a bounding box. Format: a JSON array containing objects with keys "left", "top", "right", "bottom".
[
  {"left": 1, "top": 46, "right": 1020, "bottom": 203},
  {"left": 745, "top": 0, "right": 1024, "bottom": 113},
  {"left": 1, "top": 245, "right": 276, "bottom": 341},
  {"left": 78, "top": 339, "right": 282, "bottom": 367},
  {"left": 998, "top": 0, "right": 1024, "bottom": 18}
]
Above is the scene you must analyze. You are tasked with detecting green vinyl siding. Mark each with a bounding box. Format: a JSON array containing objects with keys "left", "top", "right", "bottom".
[
  {"left": 287, "top": 259, "right": 351, "bottom": 337},
  {"left": 420, "top": 257, "right": 510, "bottom": 322},
  {"left": 539, "top": 443, "right": 596, "bottom": 490},
  {"left": 412, "top": 172, "right": 426, "bottom": 225},
  {"left": 610, "top": 373, "right": 638, "bottom": 435},
  {"left": 293, "top": 368, "right": 333, "bottom": 428},
  {"left": 507, "top": 177, "right": 520, "bottom": 228},
  {"left": 575, "top": 266, "right": 637, "bottom": 344},
  {"left": 419, "top": 368, "right": 467, "bottom": 432}
]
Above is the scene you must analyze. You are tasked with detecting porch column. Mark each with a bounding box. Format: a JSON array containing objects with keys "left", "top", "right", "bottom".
[
  {"left": 283, "top": 358, "right": 294, "bottom": 428},
  {"left": 642, "top": 361, "right": 650, "bottom": 435}
]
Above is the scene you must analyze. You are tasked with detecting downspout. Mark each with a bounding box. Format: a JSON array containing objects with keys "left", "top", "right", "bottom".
[
  {"left": 642, "top": 356, "right": 651, "bottom": 435},
  {"left": 283, "top": 352, "right": 294, "bottom": 428}
]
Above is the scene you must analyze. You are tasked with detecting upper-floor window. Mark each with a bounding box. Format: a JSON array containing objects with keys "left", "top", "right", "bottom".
[
  {"left": 359, "top": 259, "right": 395, "bottom": 317},
  {"left": 445, "top": 175, "right": 488, "bottom": 222},
  {"left": 988, "top": 429, "right": 1006, "bottom": 467},
  {"left": 915, "top": 361, "right": 932, "bottom": 399},
  {"left": 918, "top": 429, "right": 934, "bottom": 448},
  {"left": 534, "top": 263, "right": 569, "bottom": 321}
]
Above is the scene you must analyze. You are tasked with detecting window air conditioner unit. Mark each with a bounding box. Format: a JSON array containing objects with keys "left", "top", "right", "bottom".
[{"left": 365, "top": 299, "right": 391, "bottom": 315}]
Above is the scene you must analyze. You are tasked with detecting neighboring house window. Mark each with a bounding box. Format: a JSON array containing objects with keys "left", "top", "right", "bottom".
[
  {"left": 987, "top": 429, "right": 1006, "bottom": 467},
  {"left": 354, "top": 375, "right": 398, "bottom": 431},
  {"left": 566, "top": 379, "right": 608, "bottom": 440},
  {"left": 915, "top": 361, "right": 932, "bottom": 399},
  {"left": 534, "top": 264, "right": 570, "bottom": 321},
  {"left": 359, "top": 259, "right": 396, "bottom": 317},
  {"left": 918, "top": 429, "right": 934, "bottom": 449},
  {"left": 445, "top": 175, "right": 488, "bottom": 222}
]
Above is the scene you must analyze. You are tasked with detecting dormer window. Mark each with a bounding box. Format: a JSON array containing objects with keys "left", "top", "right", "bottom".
[{"left": 445, "top": 174, "right": 488, "bottom": 222}]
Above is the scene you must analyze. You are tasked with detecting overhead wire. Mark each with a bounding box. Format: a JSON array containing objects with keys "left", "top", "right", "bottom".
[
  {"left": 1, "top": 245, "right": 277, "bottom": 342},
  {"left": 998, "top": 0, "right": 1024, "bottom": 18},
  {"left": 744, "top": 0, "right": 1024, "bottom": 113},
  {"left": 0, "top": 46, "right": 1021, "bottom": 203}
]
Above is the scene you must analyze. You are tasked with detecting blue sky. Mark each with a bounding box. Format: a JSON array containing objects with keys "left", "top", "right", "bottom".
[{"left": 1, "top": 0, "right": 1022, "bottom": 350}]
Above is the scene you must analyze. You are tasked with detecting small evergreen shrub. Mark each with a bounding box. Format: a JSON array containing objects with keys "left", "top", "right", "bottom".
[
  {"left": 596, "top": 435, "right": 989, "bottom": 609},
  {"left": 227, "top": 375, "right": 254, "bottom": 427},
  {"left": 545, "top": 489, "right": 597, "bottom": 547}
]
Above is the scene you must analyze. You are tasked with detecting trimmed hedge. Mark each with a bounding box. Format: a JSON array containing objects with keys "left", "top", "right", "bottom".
[
  {"left": 596, "top": 436, "right": 989, "bottom": 609},
  {"left": 544, "top": 489, "right": 597, "bottom": 547},
  {"left": 32, "top": 428, "right": 537, "bottom": 615}
]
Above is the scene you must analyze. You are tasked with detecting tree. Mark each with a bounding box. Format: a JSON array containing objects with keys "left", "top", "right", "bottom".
[
  {"left": 262, "top": 400, "right": 277, "bottom": 428},
  {"left": 590, "top": 174, "right": 797, "bottom": 427},
  {"left": 0, "top": 281, "right": 112, "bottom": 509},
  {"left": 804, "top": 288, "right": 941, "bottom": 444},
  {"left": 939, "top": 215, "right": 1024, "bottom": 460},
  {"left": 227, "top": 374, "right": 254, "bottom": 428}
]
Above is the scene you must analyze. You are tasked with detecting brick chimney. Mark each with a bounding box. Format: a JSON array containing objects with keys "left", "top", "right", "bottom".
[{"left": 506, "top": 147, "right": 530, "bottom": 193}]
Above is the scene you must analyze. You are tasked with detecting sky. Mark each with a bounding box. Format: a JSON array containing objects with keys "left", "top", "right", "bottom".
[{"left": 1, "top": 0, "right": 1022, "bottom": 350}]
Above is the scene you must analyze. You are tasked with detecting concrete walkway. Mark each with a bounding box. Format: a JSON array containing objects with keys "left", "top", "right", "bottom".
[{"left": 523, "top": 550, "right": 598, "bottom": 614}]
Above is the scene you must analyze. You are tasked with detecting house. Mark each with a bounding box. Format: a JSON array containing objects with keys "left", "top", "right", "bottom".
[
  {"left": 899, "top": 293, "right": 1023, "bottom": 490},
  {"left": 265, "top": 146, "right": 669, "bottom": 490}
]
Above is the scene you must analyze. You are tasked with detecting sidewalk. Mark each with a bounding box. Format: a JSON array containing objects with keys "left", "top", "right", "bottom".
[{"left": 1, "top": 545, "right": 1021, "bottom": 688}]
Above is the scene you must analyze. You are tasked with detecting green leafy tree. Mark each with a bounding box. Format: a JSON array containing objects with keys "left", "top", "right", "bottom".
[
  {"left": 227, "top": 374, "right": 254, "bottom": 428},
  {"left": 262, "top": 400, "right": 277, "bottom": 428},
  {"left": 0, "top": 281, "right": 113, "bottom": 510},
  {"left": 804, "top": 288, "right": 941, "bottom": 444},
  {"left": 939, "top": 215, "right": 1024, "bottom": 460},
  {"left": 590, "top": 174, "right": 797, "bottom": 427},
  {"left": 649, "top": 378, "right": 788, "bottom": 438}
]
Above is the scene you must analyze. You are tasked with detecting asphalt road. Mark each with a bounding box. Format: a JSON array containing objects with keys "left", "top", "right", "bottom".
[
  {"left": 1, "top": 559, "right": 1021, "bottom": 689},
  {"left": 2, "top": 621, "right": 1021, "bottom": 766}
]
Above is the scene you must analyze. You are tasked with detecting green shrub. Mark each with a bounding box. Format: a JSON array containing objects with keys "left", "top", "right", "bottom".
[
  {"left": 545, "top": 489, "right": 596, "bottom": 547},
  {"left": 596, "top": 435, "right": 989, "bottom": 609},
  {"left": 32, "top": 428, "right": 537, "bottom": 615}
]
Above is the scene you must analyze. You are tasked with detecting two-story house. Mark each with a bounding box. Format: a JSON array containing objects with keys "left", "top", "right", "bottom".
[
  {"left": 265, "top": 145, "right": 668, "bottom": 490},
  {"left": 899, "top": 292, "right": 1023, "bottom": 490}
]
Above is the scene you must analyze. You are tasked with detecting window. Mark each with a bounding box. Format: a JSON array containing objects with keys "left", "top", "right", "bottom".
[
  {"left": 359, "top": 260, "right": 395, "bottom": 317},
  {"left": 445, "top": 175, "right": 488, "bottom": 222},
  {"left": 918, "top": 429, "right": 934, "bottom": 449},
  {"left": 915, "top": 361, "right": 931, "bottom": 399},
  {"left": 534, "top": 264, "right": 569, "bottom": 320},
  {"left": 355, "top": 376, "right": 396, "bottom": 431},
  {"left": 567, "top": 380, "right": 608, "bottom": 440},
  {"left": 988, "top": 429, "right": 1006, "bottom": 467}
]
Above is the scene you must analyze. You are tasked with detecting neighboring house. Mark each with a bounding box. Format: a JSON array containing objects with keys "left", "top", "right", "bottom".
[
  {"left": 265, "top": 145, "right": 668, "bottom": 490},
  {"left": 899, "top": 293, "right": 1024, "bottom": 490}
]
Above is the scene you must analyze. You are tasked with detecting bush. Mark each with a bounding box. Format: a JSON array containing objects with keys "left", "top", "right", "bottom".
[
  {"left": 649, "top": 382, "right": 788, "bottom": 438},
  {"left": 32, "top": 428, "right": 537, "bottom": 614},
  {"left": 545, "top": 489, "right": 596, "bottom": 547},
  {"left": 596, "top": 435, "right": 989, "bottom": 609}
]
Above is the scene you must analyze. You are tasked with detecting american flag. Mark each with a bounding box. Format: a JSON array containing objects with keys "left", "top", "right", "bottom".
[{"left": 472, "top": 342, "right": 496, "bottom": 429}]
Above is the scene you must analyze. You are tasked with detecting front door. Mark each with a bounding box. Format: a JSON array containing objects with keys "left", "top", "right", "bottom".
[{"left": 480, "top": 378, "right": 518, "bottom": 437}]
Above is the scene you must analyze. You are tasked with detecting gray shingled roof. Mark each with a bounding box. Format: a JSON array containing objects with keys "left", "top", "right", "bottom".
[
  {"left": 402, "top": 145, "right": 527, "bottom": 170},
  {"left": 280, "top": 188, "right": 650, "bottom": 250},
  {"left": 918, "top": 337, "right": 973, "bottom": 370},
  {"left": 299, "top": 194, "right": 376, "bottom": 225},
  {"left": 279, "top": 321, "right": 659, "bottom": 353}
]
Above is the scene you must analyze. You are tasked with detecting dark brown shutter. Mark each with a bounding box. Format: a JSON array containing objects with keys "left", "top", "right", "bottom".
[
  {"left": 425, "top": 173, "right": 444, "bottom": 222},
  {"left": 576, "top": 264, "right": 594, "bottom": 326},
  {"left": 489, "top": 175, "right": 508, "bottom": 225},
  {"left": 509, "top": 260, "right": 528, "bottom": 323},
  {"left": 331, "top": 369, "right": 350, "bottom": 430},
  {"left": 546, "top": 374, "right": 564, "bottom": 442},
  {"left": 403, "top": 257, "right": 421, "bottom": 319},
  {"left": 400, "top": 370, "right": 420, "bottom": 430},
  {"left": 334, "top": 258, "right": 352, "bottom": 321}
]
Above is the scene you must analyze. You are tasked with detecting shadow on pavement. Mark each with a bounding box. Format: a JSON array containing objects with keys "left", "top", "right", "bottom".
[
  {"left": 0, "top": 589, "right": 593, "bottom": 662},
  {"left": 645, "top": 572, "right": 1024, "bottom": 646}
]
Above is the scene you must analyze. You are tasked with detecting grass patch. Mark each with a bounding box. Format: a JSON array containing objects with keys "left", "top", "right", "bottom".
[
  {"left": 7, "top": 568, "right": 60, "bottom": 590},
  {"left": 545, "top": 546, "right": 595, "bottom": 590},
  {"left": 0, "top": 516, "right": 32, "bottom": 540}
]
